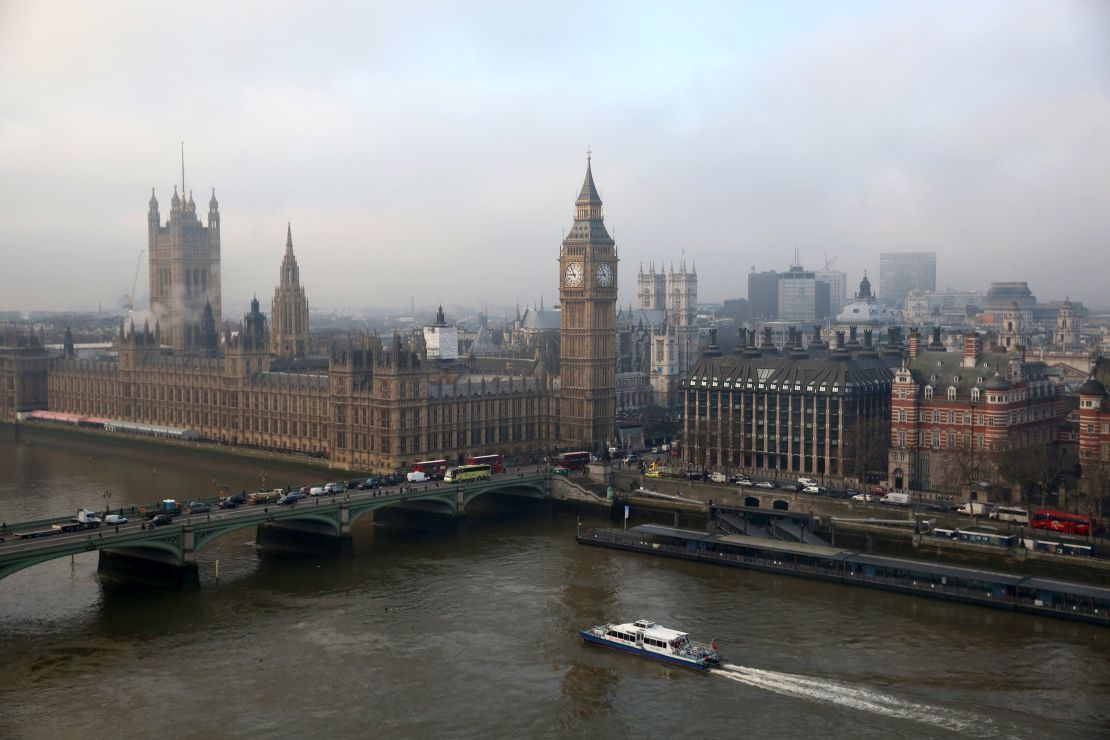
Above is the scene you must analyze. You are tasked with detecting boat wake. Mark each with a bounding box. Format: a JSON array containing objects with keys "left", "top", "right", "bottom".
[{"left": 710, "top": 664, "right": 1003, "bottom": 737}]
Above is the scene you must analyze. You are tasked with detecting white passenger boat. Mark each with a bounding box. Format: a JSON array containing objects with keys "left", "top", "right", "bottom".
[{"left": 579, "top": 619, "right": 723, "bottom": 670}]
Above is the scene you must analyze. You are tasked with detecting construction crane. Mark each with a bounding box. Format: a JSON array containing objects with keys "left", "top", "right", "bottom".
[
  {"left": 823, "top": 253, "right": 838, "bottom": 271},
  {"left": 125, "top": 249, "right": 145, "bottom": 314}
]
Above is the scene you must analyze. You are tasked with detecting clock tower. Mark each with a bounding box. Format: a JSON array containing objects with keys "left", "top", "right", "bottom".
[{"left": 559, "top": 154, "right": 618, "bottom": 451}]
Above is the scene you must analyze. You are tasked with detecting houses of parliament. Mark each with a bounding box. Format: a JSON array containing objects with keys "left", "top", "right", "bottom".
[{"left": 0, "top": 161, "right": 619, "bottom": 470}]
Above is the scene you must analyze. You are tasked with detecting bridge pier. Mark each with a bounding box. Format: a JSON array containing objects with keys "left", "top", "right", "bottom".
[{"left": 97, "top": 549, "right": 200, "bottom": 590}]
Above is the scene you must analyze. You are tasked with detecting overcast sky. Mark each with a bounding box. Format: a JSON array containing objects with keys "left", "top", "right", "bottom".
[{"left": 2, "top": 0, "right": 1108, "bottom": 314}]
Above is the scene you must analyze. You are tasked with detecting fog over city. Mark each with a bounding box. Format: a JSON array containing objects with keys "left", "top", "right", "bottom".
[{"left": 1, "top": 0, "right": 1108, "bottom": 313}]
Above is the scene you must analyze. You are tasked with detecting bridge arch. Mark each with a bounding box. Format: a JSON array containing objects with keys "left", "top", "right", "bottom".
[
  {"left": 0, "top": 536, "right": 184, "bottom": 584},
  {"left": 772, "top": 499, "right": 790, "bottom": 511},
  {"left": 744, "top": 496, "right": 760, "bottom": 508},
  {"left": 347, "top": 492, "right": 457, "bottom": 528},
  {"left": 192, "top": 512, "right": 342, "bottom": 554},
  {"left": 461, "top": 480, "right": 547, "bottom": 513}
]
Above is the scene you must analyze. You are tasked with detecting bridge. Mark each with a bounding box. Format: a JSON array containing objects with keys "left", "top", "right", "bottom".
[{"left": 0, "top": 471, "right": 553, "bottom": 588}]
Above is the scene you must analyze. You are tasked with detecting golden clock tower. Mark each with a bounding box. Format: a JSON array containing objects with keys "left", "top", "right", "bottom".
[{"left": 559, "top": 154, "right": 618, "bottom": 451}]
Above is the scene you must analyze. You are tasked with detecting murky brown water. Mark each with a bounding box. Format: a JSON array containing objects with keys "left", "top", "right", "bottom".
[{"left": 1, "top": 427, "right": 1109, "bottom": 738}]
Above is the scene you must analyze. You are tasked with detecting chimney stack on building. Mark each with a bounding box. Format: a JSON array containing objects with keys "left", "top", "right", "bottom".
[
  {"left": 962, "top": 332, "right": 981, "bottom": 368},
  {"left": 908, "top": 328, "right": 921, "bottom": 360},
  {"left": 928, "top": 326, "right": 945, "bottom": 351}
]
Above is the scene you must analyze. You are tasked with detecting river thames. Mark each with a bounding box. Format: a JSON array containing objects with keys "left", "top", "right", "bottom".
[{"left": 1, "top": 428, "right": 1108, "bottom": 738}]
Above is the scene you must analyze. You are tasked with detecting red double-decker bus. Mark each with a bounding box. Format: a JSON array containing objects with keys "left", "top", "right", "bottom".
[
  {"left": 411, "top": 459, "right": 449, "bottom": 480},
  {"left": 555, "top": 451, "right": 592, "bottom": 470},
  {"left": 466, "top": 454, "right": 504, "bottom": 474},
  {"left": 1030, "top": 510, "right": 1093, "bottom": 536}
]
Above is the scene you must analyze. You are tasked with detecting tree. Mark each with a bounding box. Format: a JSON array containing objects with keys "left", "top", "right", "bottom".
[
  {"left": 1003, "top": 443, "right": 1068, "bottom": 509},
  {"left": 1076, "top": 461, "right": 1110, "bottom": 520},
  {"left": 943, "top": 437, "right": 984, "bottom": 497},
  {"left": 843, "top": 416, "right": 889, "bottom": 481}
]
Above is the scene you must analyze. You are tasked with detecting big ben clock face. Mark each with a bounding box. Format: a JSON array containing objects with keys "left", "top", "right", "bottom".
[
  {"left": 596, "top": 263, "right": 614, "bottom": 287},
  {"left": 564, "top": 262, "right": 584, "bottom": 287}
]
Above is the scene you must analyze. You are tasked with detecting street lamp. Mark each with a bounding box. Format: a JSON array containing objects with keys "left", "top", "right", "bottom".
[{"left": 102, "top": 490, "right": 112, "bottom": 517}]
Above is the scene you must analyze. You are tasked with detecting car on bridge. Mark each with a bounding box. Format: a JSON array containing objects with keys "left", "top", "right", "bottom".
[
  {"left": 149, "top": 514, "right": 173, "bottom": 527},
  {"left": 189, "top": 501, "right": 211, "bottom": 514},
  {"left": 358, "top": 477, "right": 380, "bottom": 490},
  {"left": 105, "top": 514, "right": 128, "bottom": 525},
  {"left": 754, "top": 480, "right": 776, "bottom": 489},
  {"left": 220, "top": 493, "right": 247, "bottom": 509},
  {"left": 325, "top": 482, "right": 345, "bottom": 495},
  {"left": 278, "top": 491, "right": 306, "bottom": 506}
]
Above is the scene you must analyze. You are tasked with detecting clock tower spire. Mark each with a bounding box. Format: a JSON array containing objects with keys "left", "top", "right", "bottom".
[{"left": 559, "top": 152, "right": 618, "bottom": 452}]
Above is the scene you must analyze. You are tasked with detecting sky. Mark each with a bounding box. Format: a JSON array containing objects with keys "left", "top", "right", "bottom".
[{"left": 1, "top": 0, "right": 1108, "bottom": 314}]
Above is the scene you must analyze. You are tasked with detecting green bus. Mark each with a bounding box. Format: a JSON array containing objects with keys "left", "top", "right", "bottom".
[{"left": 445, "top": 464, "right": 492, "bottom": 483}]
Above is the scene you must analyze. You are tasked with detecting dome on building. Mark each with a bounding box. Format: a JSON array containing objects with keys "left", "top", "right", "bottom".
[
  {"left": 983, "top": 373, "right": 1010, "bottom": 390},
  {"left": 1078, "top": 376, "right": 1107, "bottom": 397},
  {"left": 835, "top": 273, "right": 894, "bottom": 325}
]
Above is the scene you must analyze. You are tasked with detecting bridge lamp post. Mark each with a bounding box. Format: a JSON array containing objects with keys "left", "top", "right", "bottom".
[{"left": 102, "top": 490, "right": 112, "bottom": 517}]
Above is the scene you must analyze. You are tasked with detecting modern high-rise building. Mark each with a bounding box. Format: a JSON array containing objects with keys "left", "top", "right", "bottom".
[
  {"left": 814, "top": 269, "right": 848, "bottom": 315},
  {"left": 777, "top": 265, "right": 818, "bottom": 322},
  {"left": 747, "top": 268, "right": 779, "bottom": 319},
  {"left": 559, "top": 156, "right": 618, "bottom": 450},
  {"left": 271, "top": 224, "right": 310, "bottom": 360},
  {"left": 147, "top": 185, "right": 222, "bottom": 352},
  {"left": 878, "top": 252, "right": 936, "bottom": 308}
]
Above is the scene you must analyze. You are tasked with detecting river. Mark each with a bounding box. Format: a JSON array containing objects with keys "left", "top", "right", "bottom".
[{"left": 1, "top": 427, "right": 1108, "bottom": 738}]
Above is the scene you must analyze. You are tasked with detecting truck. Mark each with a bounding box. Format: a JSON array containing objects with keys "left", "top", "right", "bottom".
[
  {"left": 146, "top": 499, "right": 181, "bottom": 519},
  {"left": 957, "top": 501, "right": 995, "bottom": 517},
  {"left": 52, "top": 509, "right": 102, "bottom": 532},
  {"left": 248, "top": 490, "right": 282, "bottom": 505},
  {"left": 880, "top": 492, "right": 911, "bottom": 506}
]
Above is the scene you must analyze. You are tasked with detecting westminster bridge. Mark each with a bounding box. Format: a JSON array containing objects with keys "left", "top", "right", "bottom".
[{"left": 0, "top": 471, "right": 565, "bottom": 588}]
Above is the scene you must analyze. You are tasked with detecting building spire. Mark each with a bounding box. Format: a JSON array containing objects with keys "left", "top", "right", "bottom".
[
  {"left": 576, "top": 149, "right": 602, "bottom": 205},
  {"left": 286, "top": 220, "right": 294, "bottom": 254}
]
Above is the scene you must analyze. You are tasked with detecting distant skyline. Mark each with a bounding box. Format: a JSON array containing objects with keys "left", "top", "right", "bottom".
[{"left": 2, "top": 1, "right": 1109, "bottom": 312}]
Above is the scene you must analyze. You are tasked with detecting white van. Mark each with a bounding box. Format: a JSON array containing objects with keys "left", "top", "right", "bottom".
[
  {"left": 406, "top": 471, "right": 429, "bottom": 483},
  {"left": 708, "top": 472, "right": 727, "bottom": 483},
  {"left": 880, "top": 492, "right": 910, "bottom": 506},
  {"left": 989, "top": 506, "right": 1029, "bottom": 524},
  {"left": 309, "top": 486, "right": 326, "bottom": 497},
  {"left": 798, "top": 478, "right": 818, "bottom": 488},
  {"left": 957, "top": 501, "right": 995, "bottom": 516},
  {"left": 105, "top": 514, "right": 128, "bottom": 525}
]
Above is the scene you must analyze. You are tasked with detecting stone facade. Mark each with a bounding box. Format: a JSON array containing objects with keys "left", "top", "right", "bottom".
[
  {"left": 0, "top": 327, "right": 49, "bottom": 416},
  {"left": 558, "top": 157, "right": 618, "bottom": 451},
  {"left": 147, "top": 186, "right": 222, "bottom": 352},
  {"left": 44, "top": 303, "right": 560, "bottom": 471},
  {"left": 271, "top": 225, "right": 310, "bottom": 360}
]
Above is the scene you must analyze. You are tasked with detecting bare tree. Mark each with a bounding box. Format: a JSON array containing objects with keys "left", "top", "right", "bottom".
[
  {"left": 1004, "top": 444, "right": 1067, "bottom": 509},
  {"left": 1075, "top": 461, "right": 1110, "bottom": 520},
  {"left": 843, "top": 416, "right": 889, "bottom": 481},
  {"left": 942, "top": 435, "right": 985, "bottom": 498}
]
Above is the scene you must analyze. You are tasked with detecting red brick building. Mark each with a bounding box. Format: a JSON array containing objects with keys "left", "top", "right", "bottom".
[
  {"left": 889, "top": 329, "right": 1066, "bottom": 498},
  {"left": 1078, "top": 358, "right": 1110, "bottom": 467}
]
